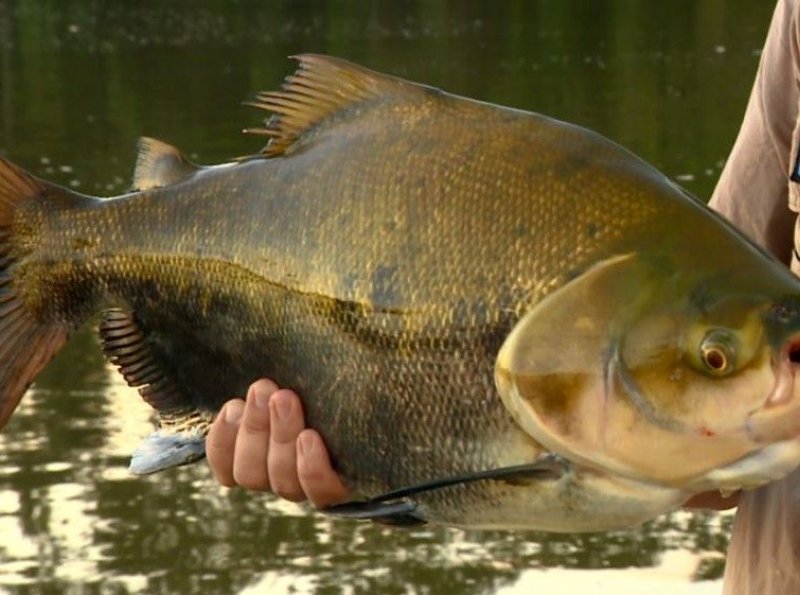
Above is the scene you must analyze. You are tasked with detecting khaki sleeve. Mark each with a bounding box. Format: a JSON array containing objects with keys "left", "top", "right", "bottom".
[
  {"left": 720, "top": 3, "right": 800, "bottom": 594},
  {"left": 709, "top": 0, "right": 800, "bottom": 263}
]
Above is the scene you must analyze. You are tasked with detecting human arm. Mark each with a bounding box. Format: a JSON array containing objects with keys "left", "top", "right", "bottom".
[
  {"left": 690, "top": 0, "right": 800, "bottom": 516},
  {"left": 708, "top": 0, "right": 798, "bottom": 262}
]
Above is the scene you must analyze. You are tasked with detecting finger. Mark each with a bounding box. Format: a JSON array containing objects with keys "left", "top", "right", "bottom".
[
  {"left": 683, "top": 490, "right": 740, "bottom": 510},
  {"left": 206, "top": 399, "right": 245, "bottom": 487},
  {"left": 232, "top": 379, "right": 279, "bottom": 490},
  {"left": 297, "top": 429, "right": 351, "bottom": 508},
  {"left": 267, "top": 389, "right": 307, "bottom": 501}
]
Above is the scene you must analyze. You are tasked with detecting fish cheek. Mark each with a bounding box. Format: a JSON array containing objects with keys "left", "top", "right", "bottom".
[
  {"left": 506, "top": 372, "right": 589, "bottom": 436},
  {"left": 624, "top": 357, "right": 702, "bottom": 422},
  {"left": 617, "top": 309, "right": 758, "bottom": 426},
  {"left": 657, "top": 313, "right": 773, "bottom": 432},
  {"left": 690, "top": 351, "right": 776, "bottom": 433},
  {"left": 628, "top": 348, "right": 774, "bottom": 436}
]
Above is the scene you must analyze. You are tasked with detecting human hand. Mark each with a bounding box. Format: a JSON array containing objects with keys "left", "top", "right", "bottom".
[
  {"left": 206, "top": 379, "right": 350, "bottom": 508},
  {"left": 683, "top": 490, "right": 740, "bottom": 510}
]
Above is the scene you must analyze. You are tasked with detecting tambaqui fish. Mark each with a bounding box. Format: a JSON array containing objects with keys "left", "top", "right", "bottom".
[{"left": 1, "top": 55, "right": 800, "bottom": 532}]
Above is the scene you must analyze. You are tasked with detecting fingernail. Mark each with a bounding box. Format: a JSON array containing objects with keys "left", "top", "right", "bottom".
[
  {"left": 297, "top": 432, "right": 314, "bottom": 457},
  {"left": 225, "top": 401, "right": 244, "bottom": 425},
  {"left": 252, "top": 387, "right": 269, "bottom": 410},
  {"left": 272, "top": 391, "right": 292, "bottom": 421}
]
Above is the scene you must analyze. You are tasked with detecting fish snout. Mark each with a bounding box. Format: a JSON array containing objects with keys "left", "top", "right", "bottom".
[{"left": 746, "top": 333, "right": 800, "bottom": 443}]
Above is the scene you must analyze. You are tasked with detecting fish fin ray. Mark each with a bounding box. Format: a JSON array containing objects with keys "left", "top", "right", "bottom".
[
  {"left": 0, "top": 157, "right": 70, "bottom": 428},
  {"left": 324, "top": 459, "right": 566, "bottom": 526},
  {"left": 0, "top": 155, "right": 45, "bottom": 213},
  {"left": 0, "top": 322, "right": 69, "bottom": 428},
  {"left": 99, "top": 308, "right": 188, "bottom": 412},
  {"left": 100, "top": 308, "right": 215, "bottom": 473},
  {"left": 244, "top": 54, "right": 434, "bottom": 157},
  {"left": 131, "top": 137, "right": 200, "bottom": 191},
  {"left": 129, "top": 429, "right": 206, "bottom": 475},
  {"left": 323, "top": 499, "right": 427, "bottom": 527}
]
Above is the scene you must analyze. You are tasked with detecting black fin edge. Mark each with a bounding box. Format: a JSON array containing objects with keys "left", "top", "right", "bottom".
[
  {"left": 324, "top": 499, "right": 427, "bottom": 527},
  {"left": 99, "top": 308, "right": 186, "bottom": 411},
  {"left": 323, "top": 456, "right": 567, "bottom": 526}
]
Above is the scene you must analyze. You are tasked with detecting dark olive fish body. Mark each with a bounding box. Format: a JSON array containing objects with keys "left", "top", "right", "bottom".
[
  {"left": 16, "top": 121, "right": 553, "bottom": 506},
  {"left": 2, "top": 56, "right": 800, "bottom": 531}
]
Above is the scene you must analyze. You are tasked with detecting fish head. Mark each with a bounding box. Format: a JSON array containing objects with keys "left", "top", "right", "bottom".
[{"left": 495, "top": 248, "right": 800, "bottom": 491}]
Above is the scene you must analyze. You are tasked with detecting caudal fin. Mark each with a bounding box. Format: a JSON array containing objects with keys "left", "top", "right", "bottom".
[{"left": 0, "top": 156, "right": 71, "bottom": 427}]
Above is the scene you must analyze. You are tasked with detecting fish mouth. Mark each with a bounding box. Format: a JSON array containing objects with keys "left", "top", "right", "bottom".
[{"left": 745, "top": 334, "right": 800, "bottom": 443}]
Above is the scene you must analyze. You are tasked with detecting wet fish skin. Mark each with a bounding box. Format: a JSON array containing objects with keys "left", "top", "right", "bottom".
[{"left": 1, "top": 55, "right": 799, "bottom": 531}]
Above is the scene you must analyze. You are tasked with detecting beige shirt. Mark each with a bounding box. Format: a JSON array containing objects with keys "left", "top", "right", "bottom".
[{"left": 710, "top": 0, "right": 800, "bottom": 592}]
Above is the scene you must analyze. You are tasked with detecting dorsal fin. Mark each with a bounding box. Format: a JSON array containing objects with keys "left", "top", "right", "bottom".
[
  {"left": 244, "top": 54, "right": 435, "bottom": 157},
  {"left": 131, "top": 137, "right": 200, "bottom": 191}
]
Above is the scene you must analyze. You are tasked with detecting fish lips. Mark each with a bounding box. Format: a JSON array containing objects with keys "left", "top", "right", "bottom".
[{"left": 745, "top": 334, "right": 800, "bottom": 443}]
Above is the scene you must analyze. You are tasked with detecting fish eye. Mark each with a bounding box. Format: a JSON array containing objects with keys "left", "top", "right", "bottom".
[{"left": 699, "top": 329, "right": 737, "bottom": 376}]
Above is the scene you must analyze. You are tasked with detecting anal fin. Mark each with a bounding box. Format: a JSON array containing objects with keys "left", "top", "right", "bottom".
[
  {"left": 100, "top": 308, "right": 213, "bottom": 474},
  {"left": 128, "top": 427, "right": 206, "bottom": 475}
]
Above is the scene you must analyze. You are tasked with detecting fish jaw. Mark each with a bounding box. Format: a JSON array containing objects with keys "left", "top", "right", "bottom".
[{"left": 688, "top": 438, "right": 800, "bottom": 493}]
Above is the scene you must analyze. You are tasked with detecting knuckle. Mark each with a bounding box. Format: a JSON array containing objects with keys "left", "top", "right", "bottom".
[
  {"left": 241, "top": 410, "right": 269, "bottom": 434},
  {"left": 205, "top": 427, "right": 227, "bottom": 451},
  {"left": 205, "top": 442, "right": 233, "bottom": 476},
  {"left": 205, "top": 434, "right": 220, "bottom": 452},
  {"left": 270, "top": 427, "right": 296, "bottom": 446},
  {"left": 233, "top": 467, "right": 269, "bottom": 491},
  {"left": 297, "top": 461, "right": 322, "bottom": 484},
  {"left": 215, "top": 474, "right": 237, "bottom": 488},
  {"left": 272, "top": 480, "right": 304, "bottom": 502},
  {"left": 204, "top": 446, "right": 223, "bottom": 469}
]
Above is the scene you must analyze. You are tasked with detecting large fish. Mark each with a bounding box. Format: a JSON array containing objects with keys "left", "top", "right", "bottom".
[{"left": 1, "top": 55, "right": 800, "bottom": 532}]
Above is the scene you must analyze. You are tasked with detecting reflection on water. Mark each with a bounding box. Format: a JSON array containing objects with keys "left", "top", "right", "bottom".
[
  {"left": 0, "top": 1, "right": 775, "bottom": 593},
  {"left": 0, "top": 339, "right": 734, "bottom": 593}
]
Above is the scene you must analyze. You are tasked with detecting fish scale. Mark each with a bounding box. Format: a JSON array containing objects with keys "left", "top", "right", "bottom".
[{"left": 0, "top": 55, "right": 800, "bottom": 531}]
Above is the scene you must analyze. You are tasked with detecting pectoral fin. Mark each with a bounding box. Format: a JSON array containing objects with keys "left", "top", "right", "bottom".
[
  {"left": 323, "top": 458, "right": 566, "bottom": 526},
  {"left": 324, "top": 500, "right": 427, "bottom": 527}
]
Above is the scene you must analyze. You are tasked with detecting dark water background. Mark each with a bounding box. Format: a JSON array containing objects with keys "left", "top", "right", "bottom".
[{"left": 0, "top": 1, "right": 778, "bottom": 593}]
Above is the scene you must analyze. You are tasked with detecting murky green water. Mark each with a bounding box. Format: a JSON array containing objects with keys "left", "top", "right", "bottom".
[{"left": 0, "top": 1, "right": 778, "bottom": 593}]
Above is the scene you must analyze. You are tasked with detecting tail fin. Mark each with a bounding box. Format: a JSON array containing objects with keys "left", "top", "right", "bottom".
[{"left": 0, "top": 156, "right": 71, "bottom": 427}]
